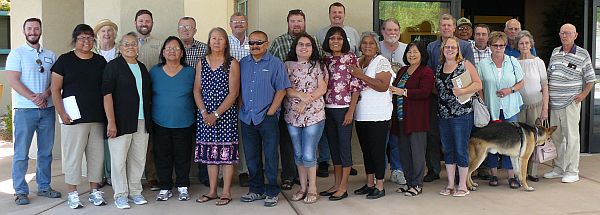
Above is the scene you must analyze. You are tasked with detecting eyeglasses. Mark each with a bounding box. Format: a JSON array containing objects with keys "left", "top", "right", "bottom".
[
  {"left": 230, "top": 20, "right": 247, "bottom": 24},
  {"left": 329, "top": 36, "right": 344, "bottom": 41},
  {"left": 559, "top": 31, "right": 575, "bottom": 37},
  {"left": 76, "top": 36, "right": 94, "bottom": 42},
  {"left": 507, "top": 27, "right": 521, "bottom": 32},
  {"left": 35, "top": 59, "right": 44, "bottom": 73},
  {"left": 443, "top": 45, "right": 458, "bottom": 50},
  {"left": 248, "top": 40, "right": 266, "bottom": 46},
  {"left": 178, "top": 25, "right": 195, "bottom": 31},
  {"left": 458, "top": 26, "right": 471, "bottom": 31},
  {"left": 164, "top": 47, "right": 181, "bottom": 52},
  {"left": 491, "top": 44, "right": 506, "bottom": 49},
  {"left": 121, "top": 42, "right": 138, "bottom": 48}
]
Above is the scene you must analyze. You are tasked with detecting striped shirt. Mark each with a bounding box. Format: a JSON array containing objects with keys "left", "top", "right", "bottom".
[
  {"left": 184, "top": 40, "right": 207, "bottom": 69},
  {"left": 5, "top": 44, "right": 56, "bottom": 108},
  {"left": 547, "top": 45, "right": 596, "bottom": 109},
  {"left": 229, "top": 35, "right": 250, "bottom": 61},
  {"left": 137, "top": 35, "right": 162, "bottom": 69},
  {"left": 269, "top": 33, "right": 325, "bottom": 62}
]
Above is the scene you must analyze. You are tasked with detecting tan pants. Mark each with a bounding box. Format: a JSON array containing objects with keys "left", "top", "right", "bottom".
[
  {"left": 550, "top": 102, "right": 581, "bottom": 176},
  {"left": 518, "top": 102, "right": 543, "bottom": 176},
  {"left": 109, "top": 120, "right": 149, "bottom": 197},
  {"left": 61, "top": 122, "right": 104, "bottom": 185}
]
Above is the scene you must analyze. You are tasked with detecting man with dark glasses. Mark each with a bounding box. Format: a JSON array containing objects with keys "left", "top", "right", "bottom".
[{"left": 5, "top": 18, "right": 61, "bottom": 205}]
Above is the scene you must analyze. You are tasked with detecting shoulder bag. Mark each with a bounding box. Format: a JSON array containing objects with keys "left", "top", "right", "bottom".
[{"left": 532, "top": 119, "right": 558, "bottom": 163}]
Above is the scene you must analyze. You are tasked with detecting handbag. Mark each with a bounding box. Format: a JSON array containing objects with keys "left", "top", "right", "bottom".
[
  {"left": 472, "top": 94, "right": 490, "bottom": 128},
  {"left": 532, "top": 119, "right": 558, "bottom": 163}
]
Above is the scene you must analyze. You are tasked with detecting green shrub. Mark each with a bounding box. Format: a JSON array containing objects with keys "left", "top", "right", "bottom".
[{"left": 0, "top": 0, "right": 10, "bottom": 12}]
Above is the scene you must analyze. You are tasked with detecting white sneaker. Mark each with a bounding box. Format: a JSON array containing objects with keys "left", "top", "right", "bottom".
[
  {"left": 156, "top": 190, "right": 172, "bottom": 201},
  {"left": 131, "top": 195, "right": 148, "bottom": 205},
  {"left": 88, "top": 189, "right": 106, "bottom": 206},
  {"left": 561, "top": 175, "right": 579, "bottom": 183},
  {"left": 543, "top": 171, "right": 564, "bottom": 179},
  {"left": 391, "top": 170, "right": 407, "bottom": 185},
  {"left": 114, "top": 196, "right": 130, "bottom": 209},
  {"left": 177, "top": 187, "right": 190, "bottom": 201},
  {"left": 67, "top": 191, "right": 83, "bottom": 209}
]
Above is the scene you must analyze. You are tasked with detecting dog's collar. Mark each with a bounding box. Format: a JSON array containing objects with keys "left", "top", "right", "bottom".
[{"left": 510, "top": 122, "right": 525, "bottom": 155}]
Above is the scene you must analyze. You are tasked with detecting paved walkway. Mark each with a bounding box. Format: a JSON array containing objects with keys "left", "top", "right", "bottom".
[{"left": 1, "top": 141, "right": 600, "bottom": 215}]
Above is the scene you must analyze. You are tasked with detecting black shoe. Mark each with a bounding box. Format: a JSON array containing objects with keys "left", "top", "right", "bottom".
[
  {"left": 423, "top": 173, "right": 440, "bottom": 182},
  {"left": 527, "top": 175, "right": 539, "bottom": 182},
  {"left": 317, "top": 163, "right": 329, "bottom": 178},
  {"left": 239, "top": 173, "right": 249, "bottom": 187},
  {"left": 281, "top": 179, "right": 294, "bottom": 190},
  {"left": 350, "top": 167, "right": 358, "bottom": 176},
  {"left": 366, "top": 188, "right": 385, "bottom": 199},
  {"left": 328, "top": 192, "right": 348, "bottom": 201},
  {"left": 319, "top": 190, "right": 336, "bottom": 196},
  {"left": 353, "top": 184, "right": 374, "bottom": 195}
]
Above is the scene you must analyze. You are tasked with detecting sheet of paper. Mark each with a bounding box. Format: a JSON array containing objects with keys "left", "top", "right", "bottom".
[{"left": 59, "top": 96, "right": 81, "bottom": 124}]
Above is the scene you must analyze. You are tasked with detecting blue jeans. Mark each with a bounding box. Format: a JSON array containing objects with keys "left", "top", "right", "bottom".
[
  {"left": 287, "top": 120, "right": 325, "bottom": 168},
  {"left": 387, "top": 132, "right": 403, "bottom": 171},
  {"left": 316, "top": 130, "right": 331, "bottom": 164},
  {"left": 241, "top": 115, "right": 281, "bottom": 197},
  {"left": 439, "top": 112, "right": 473, "bottom": 167},
  {"left": 12, "top": 107, "right": 56, "bottom": 194},
  {"left": 486, "top": 110, "right": 518, "bottom": 169}
]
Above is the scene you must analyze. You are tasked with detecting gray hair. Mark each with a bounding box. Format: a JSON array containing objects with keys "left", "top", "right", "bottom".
[
  {"left": 515, "top": 30, "right": 535, "bottom": 49},
  {"left": 118, "top": 32, "right": 138, "bottom": 47},
  {"left": 359, "top": 31, "right": 381, "bottom": 54}
]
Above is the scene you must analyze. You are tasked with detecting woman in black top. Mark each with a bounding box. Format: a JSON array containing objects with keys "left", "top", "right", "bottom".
[{"left": 51, "top": 24, "right": 107, "bottom": 209}]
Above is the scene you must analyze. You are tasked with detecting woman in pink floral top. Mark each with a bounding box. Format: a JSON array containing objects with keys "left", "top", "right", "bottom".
[
  {"left": 283, "top": 33, "right": 328, "bottom": 204},
  {"left": 318, "top": 26, "right": 364, "bottom": 201}
]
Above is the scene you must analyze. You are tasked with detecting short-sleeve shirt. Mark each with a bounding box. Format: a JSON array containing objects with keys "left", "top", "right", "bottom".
[
  {"left": 548, "top": 45, "right": 596, "bottom": 109},
  {"left": 518, "top": 57, "right": 547, "bottom": 105},
  {"left": 185, "top": 40, "right": 208, "bottom": 69},
  {"left": 239, "top": 52, "right": 291, "bottom": 125},
  {"left": 355, "top": 55, "right": 395, "bottom": 121},
  {"left": 284, "top": 61, "right": 328, "bottom": 127},
  {"left": 5, "top": 44, "right": 56, "bottom": 108},
  {"left": 229, "top": 35, "right": 250, "bottom": 61},
  {"left": 324, "top": 52, "right": 364, "bottom": 107},
  {"left": 52, "top": 51, "right": 107, "bottom": 124},
  {"left": 150, "top": 65, "right": 196, "bottom": 128},
  {"left": 379, "top": 41, "right": 407, "bottom": 68},
  {"left": 316, "top": 25, "right": 361, "bottom": 55},
  {"left": 477, "top": 55, "right": 524, "bottom": 120},
  {"left": 138, "top": 35, "right": 162, "bottom": 69}
]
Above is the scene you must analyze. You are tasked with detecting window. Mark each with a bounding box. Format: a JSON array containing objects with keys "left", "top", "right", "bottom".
[
  {"left": 0, "top": 11, "right": 10, "bottom": 70},
  {"left": 236, "top": 0, "right": 248, "bottom": 15}
]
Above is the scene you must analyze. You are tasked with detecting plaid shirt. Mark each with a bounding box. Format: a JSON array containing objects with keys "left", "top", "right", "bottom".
[
  {"left": 185, "top": 40, "right": 207, "bottom": 69},
  {"left": 269, "top": 32, "right": 325, "bottom": 61},
  {"left": 229, "top": 35, "right": 250, "bottom": 61},
  {"left": 472, "top": 45, "right": 492, "bottom": 66}
]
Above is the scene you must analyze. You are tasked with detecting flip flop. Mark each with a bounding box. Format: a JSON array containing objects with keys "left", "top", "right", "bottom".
[
  {"left": 291, "top": 190, "right": 307, "bottom": 201},
  {"left": 196, "top": 194, "right": 218, "bottom": 203},
  {"left": 216, "top": 197, "right": 232, "bottom": 206},
  {"left": 439, "top": 187, "right": 454, "bottom": 196},
  {"left": 303, "top": 193, "right": 319, "bottom": 204},
  {"left": 452, "top": 189, "right": 470, "bottom": 197}
]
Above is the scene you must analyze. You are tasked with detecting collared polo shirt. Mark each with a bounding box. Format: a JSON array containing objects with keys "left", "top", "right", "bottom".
[
  {"left": 239, "top": 52, "right": 291, "bottom": 125},
  {"left": 138, "top": 35, "right": 162, "bottom": 69},
  {"left": 548, "top": 45, "right": 596, "bottom": 109},
  {"left": 5, "top": 43, "right": 56, "bottom": 108}
]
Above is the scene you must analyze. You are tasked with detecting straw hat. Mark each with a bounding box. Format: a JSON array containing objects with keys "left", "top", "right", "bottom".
[{"left": 93, "top": 19, "right": 118, "bottom": 34}]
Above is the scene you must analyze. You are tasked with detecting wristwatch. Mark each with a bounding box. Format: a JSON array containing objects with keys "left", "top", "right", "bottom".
[
  {"left": 511, "top": 87, "right": 515, "bottom": 93},
  {"left": 213, "top": 111, "right": 220, "bottom": 119},
  {"left": 403, "top": 89, "right": 407, "bottom": 97}
]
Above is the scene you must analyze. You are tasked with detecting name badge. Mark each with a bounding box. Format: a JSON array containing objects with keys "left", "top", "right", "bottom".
[
  {"left": 244, "top": 44, "right": 250, "bottom": 50},
  {"left": 44, "top": 57, "right": 53, "bottom": 64},
  {"left": 550, "top": 65, "right": 556, "bottom": 70}
]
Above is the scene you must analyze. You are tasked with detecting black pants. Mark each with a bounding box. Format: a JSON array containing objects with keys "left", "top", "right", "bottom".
[
  {"left": 153, "top": 123, "right": 193, "bottom": 189},
  {"left": 325, "top": 108, "right": 353, "bottom": 167},
  {"left": 398, "top": 121, "right": 427, "bottom": 186},
  {"left": 356, "top": 120, "right": 390, "bottom": 180},
  {"left": 279, "top": 111, "right": 298, "bottom": 181},
  {"left": 426, "top": 100, "right": 441, "bottom": 176}
]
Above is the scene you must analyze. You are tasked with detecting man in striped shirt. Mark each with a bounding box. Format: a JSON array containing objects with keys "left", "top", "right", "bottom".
[{"left": 544, "top": 23, "right": 596, "bottom": 183}]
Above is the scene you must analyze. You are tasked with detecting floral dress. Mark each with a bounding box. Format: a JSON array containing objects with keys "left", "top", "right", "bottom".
[{"left": 194, "top": 57, "right": 239, "bottom": 164}]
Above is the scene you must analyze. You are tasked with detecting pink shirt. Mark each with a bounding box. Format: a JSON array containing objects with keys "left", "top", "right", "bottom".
[
  {"left": 284, "top": 61, "right": 328, "bottom": 127},
  {"left": 324, "top": 53, "right": 365, "bottom": 107}
]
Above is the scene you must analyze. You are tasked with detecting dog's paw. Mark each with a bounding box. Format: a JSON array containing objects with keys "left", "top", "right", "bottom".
[
  {"left": 472, "top": 182, "right": 479, "bottom": 187},
  {"left": 468, "top": 186, "right": 477, "bottom": 191},
  {"left": 524, "top": 187, "right": 535, "bottom": 192}
]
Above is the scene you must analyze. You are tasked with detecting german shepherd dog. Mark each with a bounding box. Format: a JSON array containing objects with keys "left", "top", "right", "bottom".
[{"left": 466, "top": 119, "right": 557, "bottom": 191}]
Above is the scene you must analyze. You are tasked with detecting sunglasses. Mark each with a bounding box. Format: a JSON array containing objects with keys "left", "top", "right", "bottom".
[
  {"left": 36, "top": 59, "right": 44, "bottom": 73},
  {"left": 248, "top": 40, "right": 266, "bottom": 46}
]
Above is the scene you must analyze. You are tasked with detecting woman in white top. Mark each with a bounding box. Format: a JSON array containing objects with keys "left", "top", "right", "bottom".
[
  {"left": 516, "top": 30, "right": 548, "bottom": 182},
  {"left": 350, "top": 32, "right": 394, "bottom": 199}
]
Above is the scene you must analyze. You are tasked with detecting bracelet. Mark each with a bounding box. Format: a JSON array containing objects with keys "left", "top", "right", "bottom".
[
  {"left": 199, "top": 109, "right": 206, "bottom": 114},
  {"left": 403, "top": 89, "right": 407, "bottom": 97}
]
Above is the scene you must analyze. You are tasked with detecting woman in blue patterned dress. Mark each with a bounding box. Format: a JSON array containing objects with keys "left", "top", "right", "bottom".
[{"left": 193, "top": 27, "right": 240, "bottom": 206}]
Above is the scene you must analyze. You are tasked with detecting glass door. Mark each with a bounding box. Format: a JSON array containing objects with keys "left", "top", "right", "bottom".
[{"left": 589, "top": 0, "right": 600, "bottom": 152}]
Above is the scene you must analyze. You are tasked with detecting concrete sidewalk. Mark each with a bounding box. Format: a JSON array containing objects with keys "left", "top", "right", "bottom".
[{"left": 1, "top": 140, "right": 600, "bottom": 215}]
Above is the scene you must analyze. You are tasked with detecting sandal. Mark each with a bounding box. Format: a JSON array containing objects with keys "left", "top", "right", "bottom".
[
  {"left": 196, "top": 194, "right": 218, "bottom": 203},
  {"left": 291, "top": 190, "right": 307, "bottom": 201},
  {"left": 439, "top": 187, "right": 454, "bottom": 196},
  {"left": 303, "top": 193, "right": 319, "bottom": 204},
  {"left": 281, "top": 180, "right": 294, "bottom": 190},
  {"left": 216, "top": 197, "right": 232, "bottom": 206},
  {"left": 396, "top": 184, "right": 410, "bottom": 193},
  {"left": 509, "top": 178, "right": 521, "bottom": 189},
  {"left": 452, "top": 189, "right": 470, "bottom": 197},
  {"left": 404, "top": 186, "right": 422, "bottom": 197},
  {"left": 489, "top": 176, "right": 499, "bottom": 186}
]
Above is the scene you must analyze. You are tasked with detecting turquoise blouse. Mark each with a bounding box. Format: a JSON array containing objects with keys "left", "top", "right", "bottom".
[{"left": 476, "top": 55, "right": 524, "bottom": 120}]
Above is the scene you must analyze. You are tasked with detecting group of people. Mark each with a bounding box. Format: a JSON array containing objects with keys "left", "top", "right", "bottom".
[{"left": 6, "top": 1, "right": 595, "bottom": 210}]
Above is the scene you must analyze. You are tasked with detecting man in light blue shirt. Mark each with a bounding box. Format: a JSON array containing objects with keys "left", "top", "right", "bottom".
[
  {"left": 5, "top": 18, "right": 61, "bottom": 205},
  {"left": 239, "top": 31, "right": 290, "bottom": 207}
]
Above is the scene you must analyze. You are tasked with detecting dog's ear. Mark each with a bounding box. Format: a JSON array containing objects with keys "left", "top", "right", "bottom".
[
  {"left": 548, "top": 126, "right": 558, "bottom": 135},
  {"left": 534, "top": 118, "right": 542, "bottom": 127}
]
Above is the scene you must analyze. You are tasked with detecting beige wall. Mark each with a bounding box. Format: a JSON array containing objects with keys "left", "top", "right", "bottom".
[
  {"left": 185, "top": 0, "right": 235, "bottom": 43},
  {"left": 248, "top": 0, "right": 373, "bottom": 41}
]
